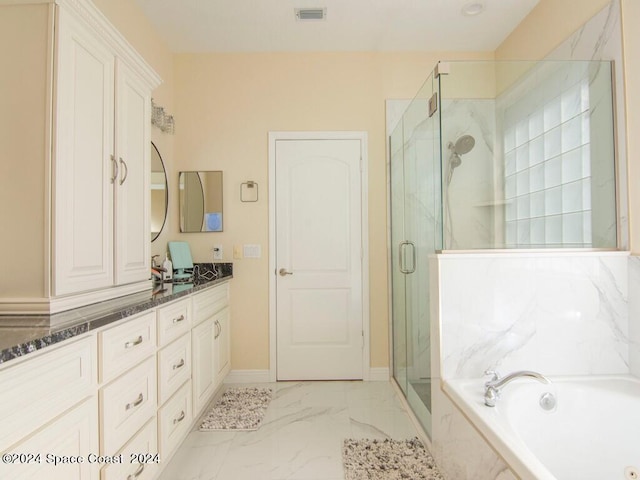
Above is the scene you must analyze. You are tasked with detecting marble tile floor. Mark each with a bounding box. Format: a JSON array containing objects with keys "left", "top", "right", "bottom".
[{"left": 158, "top": 380, "right": 424, "bottom": 480}]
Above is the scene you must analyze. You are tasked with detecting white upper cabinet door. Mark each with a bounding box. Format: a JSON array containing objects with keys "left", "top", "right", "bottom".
[
  {"left": 54, "top": 6, "right": 115, "bottom": 296},
  {"left": 114, "top": 60, "right": 151, "bottom": 285}
]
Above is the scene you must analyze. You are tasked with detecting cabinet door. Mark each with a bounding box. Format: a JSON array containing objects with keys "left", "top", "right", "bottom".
[
  {"left": 114, "top": 60, "right": 151, "bottom": 285},
  {"left": 191, "top": 318, "right": 216, "bottom": 415},
  {"left": 54, "top": 5, "right": 115, "bottom": 296},
  {"left": 0, "top": 397, "right": 99, "bottom": 480},
  {"left": 215, "top": 307, "right": 230, "bottom": 384}
]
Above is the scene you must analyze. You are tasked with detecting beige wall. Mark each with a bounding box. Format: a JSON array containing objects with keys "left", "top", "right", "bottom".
[
  {"left": 0, "top": 4, "right": 51, "bottom": 298},
  {"left": 173, "top": 51, "right": 493, "bottom": 370},
  {"left": 621, "top": 0, "right": 640, "bottom": 253}
]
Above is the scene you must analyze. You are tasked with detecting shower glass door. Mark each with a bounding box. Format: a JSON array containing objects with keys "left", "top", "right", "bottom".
[{"left": 390, "top": 71, "right": 442, "bottom": 438}]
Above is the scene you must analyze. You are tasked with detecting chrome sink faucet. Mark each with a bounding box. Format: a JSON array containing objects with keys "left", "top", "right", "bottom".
[{"left": 483, "top": 370, "right": 551, "bottom": 407}]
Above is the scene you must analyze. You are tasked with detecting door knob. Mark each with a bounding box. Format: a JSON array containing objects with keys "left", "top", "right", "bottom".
[{"left": 279, "top": 268, "right": 293, "bottom": 276}]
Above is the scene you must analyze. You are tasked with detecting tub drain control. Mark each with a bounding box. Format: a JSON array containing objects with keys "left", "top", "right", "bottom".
[
  {"left": 539, "top": 392, "right": 556, "bottom": 411},
  {"left": 625, "top": 466, "right": 639, "bottom": 480}
]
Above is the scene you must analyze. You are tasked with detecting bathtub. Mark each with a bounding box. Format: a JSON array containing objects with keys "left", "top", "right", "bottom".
[{"left": 443, "top": 375, "right": 640, "bottom": 480}]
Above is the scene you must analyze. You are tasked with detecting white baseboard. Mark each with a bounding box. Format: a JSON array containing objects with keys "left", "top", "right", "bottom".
[
  {"left": 224, "top": 369, "right": 271, "bottom": 384},
  {"left": 368, "top": 367, "right": 390, "bottom": 381},
  {"left": 225, "top": 368, "right": 389, "bottom": 383}
]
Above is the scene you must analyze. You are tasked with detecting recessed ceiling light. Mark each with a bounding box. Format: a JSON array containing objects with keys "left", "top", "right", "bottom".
[{"left": 461, "top": 2, "right": 485, "bottom": 16}]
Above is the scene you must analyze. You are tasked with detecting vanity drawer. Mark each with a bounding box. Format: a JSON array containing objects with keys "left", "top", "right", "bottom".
[
  {"left": 158, "top": 380, "right": 192, "bottom": 460},
  {"left": 192, "top": 283, "right": 228, "bottom": 326},
  {"left": 157, "top": 298, "right": 191, "bottom": 347},
  {"left": 99, "top": 311, "right": 156, "bottom": 383},
  {"left": 101, "top": 417, "right": 157, "bottom": 480},
  {"left": 157, "top": 333, "right": 191, "bottom": 405},
  {"left": 0, "top": 336, "right": 96, "bottom": 453},
  {"left": 100, "top": 356, "right": 157, "bottom": 455}
]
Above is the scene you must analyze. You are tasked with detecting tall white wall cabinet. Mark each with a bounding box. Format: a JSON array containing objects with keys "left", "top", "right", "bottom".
[{"left": 0, "top": 0, "right": 161, "bottom": 314}]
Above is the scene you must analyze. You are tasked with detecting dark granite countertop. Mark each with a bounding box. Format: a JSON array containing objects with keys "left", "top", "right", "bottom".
[{"left": 0, "top": 263, "right": 232, "bottom": 365}]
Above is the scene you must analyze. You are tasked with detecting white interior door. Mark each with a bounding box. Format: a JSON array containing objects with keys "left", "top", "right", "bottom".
[{"left": 275, "top": 138, "right": 364, "bottom": 380}]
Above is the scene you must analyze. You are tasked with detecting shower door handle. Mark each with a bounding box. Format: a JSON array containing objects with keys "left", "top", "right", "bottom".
[{"left": 399, "top": 241, "right": 416, "bottom": 274}]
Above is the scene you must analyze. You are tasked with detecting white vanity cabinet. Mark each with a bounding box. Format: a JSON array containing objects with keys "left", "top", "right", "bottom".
[
  {"left": 1, "top": 398, "right": 100, "bottom": 480},
  {"left": 0, "top": 280, "right": 231, "bottom": 480},
  {"left": 0, "top": 337, "right": 99, "bottom": 480},
  {"left": 98, "top": 312, "right": 157, "bottom": 456},
  {"left": 191, "top": 283, "right": 230, "bottom": 414},
  {"left": 0, "top": 0, "right": 160, "bottom": 314},
  {"left": 155, "top": 298, "right": 193, "bottom": 460}
]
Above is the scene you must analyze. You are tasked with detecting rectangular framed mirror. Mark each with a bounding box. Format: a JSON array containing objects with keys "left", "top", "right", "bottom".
[{"left": 179, "top": 171, "right": 223, "bottom": 232}]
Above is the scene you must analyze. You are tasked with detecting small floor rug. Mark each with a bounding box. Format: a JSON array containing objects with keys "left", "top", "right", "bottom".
[
  {"left": 342, "top": 437, "right": 445, "bottom": 480},
  {"left": 199, "top": 387, "right": 273, "bottom": 431}
]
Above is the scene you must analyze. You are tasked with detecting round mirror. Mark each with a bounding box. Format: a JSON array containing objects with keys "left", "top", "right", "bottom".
[{"left": 151, "top": 142, "right": 168, "bottom": 242}]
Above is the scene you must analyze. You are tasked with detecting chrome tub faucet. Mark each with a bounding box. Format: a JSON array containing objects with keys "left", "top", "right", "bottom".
[{"left": 483, "top": 370, "right": 551, "bottom": 407}]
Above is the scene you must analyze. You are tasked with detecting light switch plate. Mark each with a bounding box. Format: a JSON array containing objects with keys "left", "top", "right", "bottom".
[
  {"left": 213, "top": 244, "right": 223, "bottom": 260},
  {"left": 243, "top": 244, "right": 261, "bottom": 258},
  {"left": 233, "top": 245, "right": 243, "bottom": 259}
]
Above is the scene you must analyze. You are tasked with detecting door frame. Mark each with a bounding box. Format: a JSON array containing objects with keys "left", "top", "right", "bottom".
[{"left": 268, "top": 131, "right": 370, "bottom": 382}]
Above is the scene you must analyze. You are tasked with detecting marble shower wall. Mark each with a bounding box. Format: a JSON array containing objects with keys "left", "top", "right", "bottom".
[
  {"left": 438, "top": 252, "right": 629, "bottom": 380},
  {"left": 441, "top": 99, "right": 497, "bottom": 250},
  {"left": 546, "top": 0, "right": 627, "bottom": 249}
]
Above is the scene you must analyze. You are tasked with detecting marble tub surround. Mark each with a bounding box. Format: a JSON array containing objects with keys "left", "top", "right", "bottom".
[
  {"left": 438, "top": 251, "right": 629, "bottom": 379},
  {"left": 429, "top": 251, "right": 629, "bottom": 480},
  {"left": 0, "top": 269, "right": 232, "bottom": 365},
  {"left": 627, "top": 256, "right": 640, "bottom": 376}
]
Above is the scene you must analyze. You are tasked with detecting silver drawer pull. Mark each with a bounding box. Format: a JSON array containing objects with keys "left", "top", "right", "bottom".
[
  {"left": 127, "top": 464, "right": 145, "bottom": 480},
  {"left": 172, "top": 358, "right": 185, "bottom": 370},
  {"left": 124, "top": 336, "right": 143, "bottom": 349},
  {"left": 172, "top": 315, "right": 185, "bottom": 324},
  {"left": 125, "top": 393, "right": 144, "bottom": 410},
  {"left": 173, "top": 410, "right": 186, "bottom": 424}
]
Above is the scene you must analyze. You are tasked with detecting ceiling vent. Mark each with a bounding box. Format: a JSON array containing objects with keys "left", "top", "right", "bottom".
[{"left": 295, "top": 8, "right": 326, "bottom": 21}]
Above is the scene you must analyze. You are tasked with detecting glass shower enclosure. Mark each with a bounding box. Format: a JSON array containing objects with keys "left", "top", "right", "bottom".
[
  {"left": 390, "top": 60, "right": 617, "bottom": 438},
  {"left": 390, "top": 70, "right": 442, "bottom": 437}
]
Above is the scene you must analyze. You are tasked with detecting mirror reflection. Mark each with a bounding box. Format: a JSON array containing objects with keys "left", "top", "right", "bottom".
[
  {"left": 179, "top": 171, "right": 223, "bottom": 232},
  {"left": 151, "top": 142, "right": 168, "bottom": 242}
]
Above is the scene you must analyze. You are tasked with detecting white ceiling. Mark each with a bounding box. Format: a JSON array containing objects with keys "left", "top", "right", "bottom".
[{"left": 133, "top": 0, "right": 540, "bottom": 53}]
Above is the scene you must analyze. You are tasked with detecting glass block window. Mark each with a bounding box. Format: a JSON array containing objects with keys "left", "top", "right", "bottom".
[{"left": 503, "top": 73, "right": 592, "bottom": 248}]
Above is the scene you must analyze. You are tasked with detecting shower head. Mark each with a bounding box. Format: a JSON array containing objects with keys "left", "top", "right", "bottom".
[
  {"left": 450, "top": 134, "right": 476, "bottom": 155},
  {"left": 446, "top": 134, "right": 476, "bottom": 185}
]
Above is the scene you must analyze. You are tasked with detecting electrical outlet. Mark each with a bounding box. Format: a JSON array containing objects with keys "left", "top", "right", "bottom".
[
  {"left": 233, "top": 245, "right": 243, "bottom": 259},
  {"left": 213, "top": 244, "right": 223, "bottom": 261}
]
